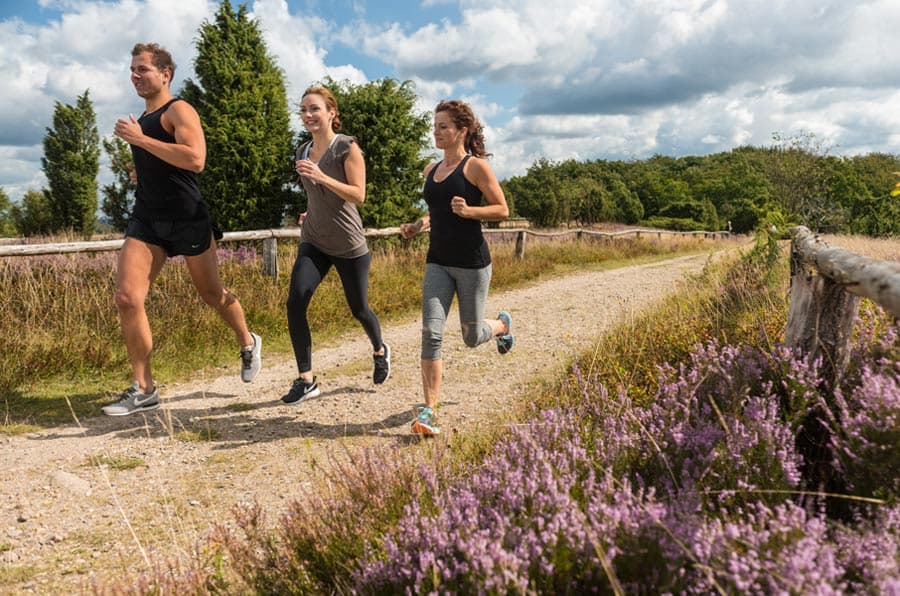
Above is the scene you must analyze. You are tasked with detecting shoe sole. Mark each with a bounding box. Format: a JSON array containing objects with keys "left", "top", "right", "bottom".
[
  {"left": 411, "top": 420, "right": 440, "bottom": 436},
  {"left": 281, "top": 387, "right": 321, "bottom": 404},
  {"left": 103, "top": 402, "right": 161, "bottom": 417}
]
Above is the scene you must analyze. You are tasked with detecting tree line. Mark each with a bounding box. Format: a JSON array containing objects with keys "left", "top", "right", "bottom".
[
  {"left": 503, "top": 133, "right": 900, "bottom": 236},
  {"left": 1, "top": 0, "right": 898, "bottom": 239}
]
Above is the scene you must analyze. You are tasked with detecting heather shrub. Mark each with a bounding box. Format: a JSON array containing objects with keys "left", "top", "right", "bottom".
[
  {"left": 354, "top": 318, "right": 898, "bottom": 593},
  {"left": 828, "top": 312, "right": 900, "bottom": 502},
  {"left": 356, "top": 407, "right": 675, "bottom": 593},
  {"left": 677, "top": 501, "right": 845, "bottom": 593},
  {"left": 833, "top": 504, "right": 900, "bottom": 592},
  {"left": 639, "top": 341, "right": 805, "bottom": 509}
]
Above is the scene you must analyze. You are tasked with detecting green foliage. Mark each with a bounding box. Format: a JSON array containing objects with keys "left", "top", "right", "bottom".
[
  {"left": 41, "top": 90, "right": 100, "bottom": 237},
  {"left": 181, "top": 0, "right": 295, "bottom": 230},
  {"left": 296, "top": 77, "right": 432, "bottom": 227},
  {"left": 100, "top": 136, "right": 135, "bottom": 231},
  {"left": 0, "top": 188, "right": 16, "bottom": 237},
  {"left": 503, "top": 134, "right": 899, "bottom": 236},
  {"left": 10, "top": 190, "right": 53, "bottom": 236}
]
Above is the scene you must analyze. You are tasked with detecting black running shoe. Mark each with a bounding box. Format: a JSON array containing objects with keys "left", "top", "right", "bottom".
[
  {"left": 281, "top": 377, "right": 321, "bottom": 404},
  {"left": 373, "top": 343, "right": 391, "bottom": 384}
]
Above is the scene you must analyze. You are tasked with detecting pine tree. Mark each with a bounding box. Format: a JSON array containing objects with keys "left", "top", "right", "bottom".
[
  {"left": 41, "top": 90, "right": 100, "bottom": 237},
  {"left": 181, "top": 0, "right": 294, "bottom": 230},
  {"left": 101, "top": 137, "right": 136, "bottom": 232}
]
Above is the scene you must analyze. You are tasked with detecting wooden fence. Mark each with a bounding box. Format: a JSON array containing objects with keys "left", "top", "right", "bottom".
[
  {"left": 785, "top": 225, "right": 900, "bottom": 389},
  {"left": 0, "top": 226, "right": 730, "bottom": 277}
]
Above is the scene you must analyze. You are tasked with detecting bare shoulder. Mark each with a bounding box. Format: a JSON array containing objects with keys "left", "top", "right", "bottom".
[
  {"left": 463, "top": 155, "right": 496, "bottom": 183},
  {"left": 164, "top": 99, "right": 201, "bottom": 127}
]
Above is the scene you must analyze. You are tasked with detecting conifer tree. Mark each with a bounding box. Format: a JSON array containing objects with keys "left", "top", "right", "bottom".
[
  {"left": 41, "top": 90, "right": 100, "bottom": 237},
  {"left": 101, "top": 137, "right": 136, "bottom": 232},
  {"left": 181, "top": 0, "right": 294, "bottom": 230}
]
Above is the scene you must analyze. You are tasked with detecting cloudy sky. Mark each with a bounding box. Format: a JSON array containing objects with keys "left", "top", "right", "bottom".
[{"left": 2, "top": 0, "right": 900, "bottom": 203}]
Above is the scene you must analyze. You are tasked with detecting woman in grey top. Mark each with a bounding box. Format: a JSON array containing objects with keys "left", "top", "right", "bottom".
[{"left": 282, "top": 86, "right": 390, "bottom": 404}]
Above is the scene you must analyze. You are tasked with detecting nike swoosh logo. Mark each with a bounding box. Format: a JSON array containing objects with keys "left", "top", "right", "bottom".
[
  {"left": 191, "top": 243, "right": 201, "bottom": 249},
  {"left": 133, "top": 393, "right": 156, "bottom": 406}
]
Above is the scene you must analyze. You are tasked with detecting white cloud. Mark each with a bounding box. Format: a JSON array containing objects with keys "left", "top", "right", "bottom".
[{"left": 3, "top": 0, "right": 900, "bottom": 204}]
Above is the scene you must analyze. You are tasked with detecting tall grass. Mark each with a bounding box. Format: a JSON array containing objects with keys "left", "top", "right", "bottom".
[{"left": 2, "top": 233, "right": 724, "bottom": 426}]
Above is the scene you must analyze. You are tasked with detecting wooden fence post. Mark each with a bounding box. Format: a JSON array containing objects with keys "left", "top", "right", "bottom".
[
  {"left": 515, "top": 230, "right": 527, "bottom": 260},
  {"left": 263, "top": 237, "right": 278, "bottom": 278},
  {"left": 785, "top": 242, "right": 860, "bottom": 391}
]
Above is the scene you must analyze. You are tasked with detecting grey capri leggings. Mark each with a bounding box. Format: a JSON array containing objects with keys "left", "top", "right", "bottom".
[{"left": 421, "top": 262, "right": 494, "bottom": 360}]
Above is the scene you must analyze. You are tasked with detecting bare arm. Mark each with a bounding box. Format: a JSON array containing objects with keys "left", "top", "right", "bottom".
[
  {"left": 295, "top": 141, "right": 366, "bottom": 205},
  {"left": 113, "top": 101, "right": 206, "bottom": 173},
  {"left": 451, "top": 157, "right": 509, "bottom": 221}
]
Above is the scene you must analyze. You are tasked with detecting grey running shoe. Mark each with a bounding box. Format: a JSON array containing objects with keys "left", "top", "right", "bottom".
[
  {"left": 373, "top": 343, "right": 391, "bottom": 384},
  {"left": 102, "top": 382, "right": 160, "bottom": 417},
  {"left": 240, "top": 332, "right": 262, "bottom": 382},
  {"left": 282, "top": 377, "right": 321, "bottom": 404},
  {"left": 496, "top": 311, "right": 514, "bottom": 354}
]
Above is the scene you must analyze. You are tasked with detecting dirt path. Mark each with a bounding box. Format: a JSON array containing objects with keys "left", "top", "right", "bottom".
[{"left": 1, "top": 253, "right": 714, "bottom": 593}]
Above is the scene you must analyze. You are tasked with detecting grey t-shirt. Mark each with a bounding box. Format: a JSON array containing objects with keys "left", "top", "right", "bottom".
[{"left": 296, "top": 134, "right": 368, "bottom": 258}]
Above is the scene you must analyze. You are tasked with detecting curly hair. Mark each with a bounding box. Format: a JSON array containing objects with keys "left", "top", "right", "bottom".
[{"left": 435, "top": 99, "right": 491, "bottom": 158}]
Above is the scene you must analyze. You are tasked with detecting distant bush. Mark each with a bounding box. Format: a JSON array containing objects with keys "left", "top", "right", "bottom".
[{"left": 640, "top": 215, "right": 707, "bottom": 231}]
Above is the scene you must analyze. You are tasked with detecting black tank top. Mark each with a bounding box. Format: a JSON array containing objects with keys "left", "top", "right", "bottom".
[
  {"left": 424, "top": 155, "right": 491, "bottom": 268},
  {"left": 131, "top": 98, "right": 203, "bottom": 221}
]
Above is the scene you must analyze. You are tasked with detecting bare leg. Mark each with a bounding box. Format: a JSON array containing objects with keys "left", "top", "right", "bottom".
[
  {"left": 115, "top": 238, "right": 167, "bottom": 392},
  {"left": 488, "top": 317, "right": 508, "bottom": 337},
  {"left": 184, "top": 236, "right": 253, "bottom": 348},
  {"left": 421, "top": 358, "right": 442, "bottom": 409}
]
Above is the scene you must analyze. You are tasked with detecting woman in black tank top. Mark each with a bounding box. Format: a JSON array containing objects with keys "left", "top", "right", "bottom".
[{"left": 399, "top": 100, "right": 515, "bottom": 436}]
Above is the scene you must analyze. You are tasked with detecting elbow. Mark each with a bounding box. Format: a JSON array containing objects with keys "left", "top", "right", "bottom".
[
  {"left": 498, "top": 205, "right": 509, "bottom": 219},
  {"left": 188, "top": 152, "right": 206, "bottom": 173}
]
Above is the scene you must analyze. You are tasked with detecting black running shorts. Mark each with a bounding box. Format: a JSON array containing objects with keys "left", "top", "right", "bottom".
[{"left": 125, "top": 209, "right": 223, "bottom": 257}]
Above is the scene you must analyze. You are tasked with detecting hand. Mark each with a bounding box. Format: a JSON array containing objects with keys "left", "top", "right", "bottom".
[
  {"left": 450, "top": 196, "right": 470, "bottom": 218},
  {"left": 400, "top": 220, "right": 422, "bottom": 239},
  {"left": 113, "top": 114, "right": 142, "bottom": 144},
  {"left": 296, "top": 158, "right": 324, "bottom": 185},
  {"left": 298, "top": 211, "right": 307, "bottom": 226}
]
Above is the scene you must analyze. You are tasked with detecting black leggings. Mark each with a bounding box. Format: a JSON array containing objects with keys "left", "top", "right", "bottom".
[{"left": 286, "top": 242, "right": 383, "bottom": 374}]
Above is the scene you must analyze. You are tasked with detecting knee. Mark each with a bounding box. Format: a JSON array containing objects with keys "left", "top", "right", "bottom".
[
  {"left": 200, "top": 288, "right": 231, "bottom": 309},
  {"left": 114, "top": 289, "right": 142, "bottom": 313},
  {"left": 421, "top": 326, "right": 443, "bottom": 360},
  {"left": 350, "top": 306, "right": 371, "bottom": 323},
  {"left": 461, "top": 323, "right": 481, "bottom": 348},
  {"left": 286, "top": 290, "right": 310, "bottom": 315}
]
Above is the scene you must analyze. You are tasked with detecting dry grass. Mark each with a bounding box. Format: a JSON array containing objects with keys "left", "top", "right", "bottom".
[{"left": 821, "top": 234, "right": 900, "bottom": 261}]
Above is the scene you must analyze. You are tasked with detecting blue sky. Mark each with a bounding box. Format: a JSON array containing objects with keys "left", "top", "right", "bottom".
[{"left": 3, "top": 0, "right": 900, "bottom": 203}]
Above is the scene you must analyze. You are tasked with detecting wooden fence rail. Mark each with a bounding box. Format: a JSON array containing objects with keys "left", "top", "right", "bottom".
[
  {"left": 0, "top": 226, "right": 730, "bottom": 277},
  {"left": 785, "top": 225, "right": 900, "bottom": 389}
]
